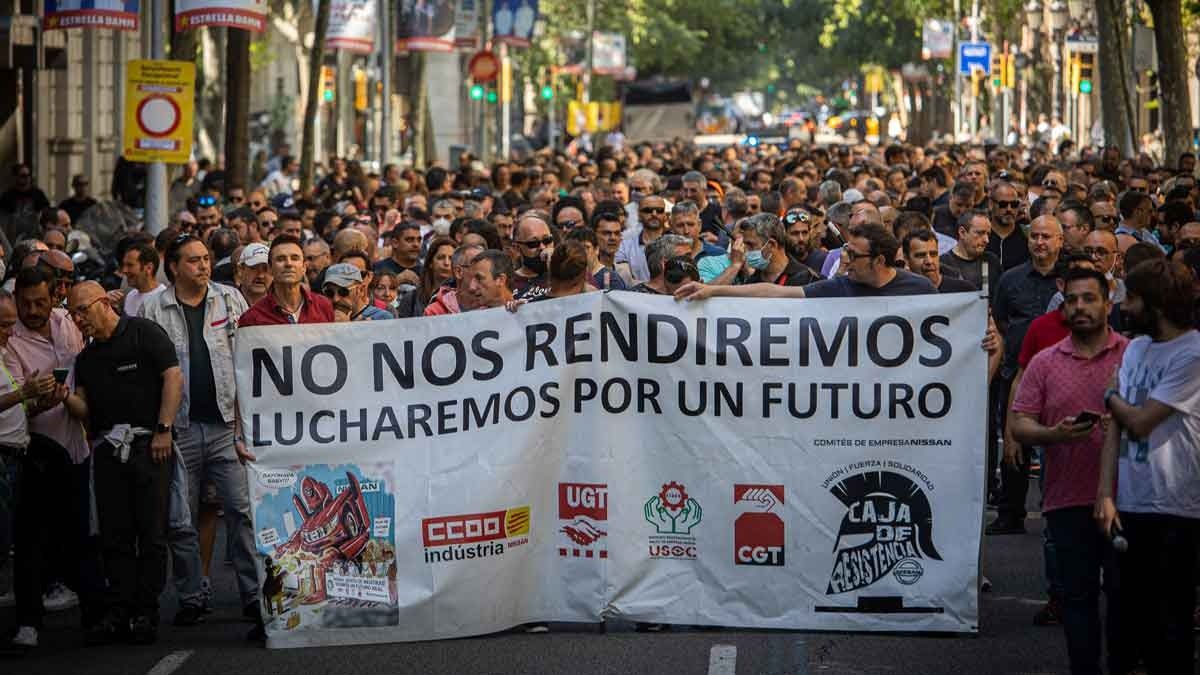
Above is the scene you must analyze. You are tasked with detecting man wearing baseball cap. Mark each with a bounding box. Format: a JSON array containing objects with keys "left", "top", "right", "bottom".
[
  {"left": 321, "top": 263, "right": 392, "bottom": 321},
  {"left": 236, "top": 243, "right": 272, "bottom": 308}
]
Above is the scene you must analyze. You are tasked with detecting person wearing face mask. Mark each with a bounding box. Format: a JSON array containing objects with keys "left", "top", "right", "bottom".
[
  {"left": 736, "top": 213, "right": 819, "bottom": 287},
  {"left": 509, "top": 212, "right": 555, "bottom": 300}
]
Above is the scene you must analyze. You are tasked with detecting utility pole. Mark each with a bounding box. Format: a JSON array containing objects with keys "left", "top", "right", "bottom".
[
  {"left": 953, "top": 0, "right": 961, "bottom": 140},
  {"left": 969, "top": 0, "right": 979, "bottom": 140},
  {"left": 500, "top": 43, "right": 510, "bottom": 159},
  {"left": 380, "top": 0, "right": 392, "bottom": 165},
  {"left": 480, "top": 0, "right": 490, "bottom": 162},
  {"left": 582, "top": 0, "right": 594, "bottom": 104},
  {"left": 145, "top": 0, "right": 168, "bottom": 234}
]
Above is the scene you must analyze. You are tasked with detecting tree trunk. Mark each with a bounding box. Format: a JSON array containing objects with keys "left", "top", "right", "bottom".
[
  {"left": 224, "top": 29, "right": 251, "bottom": 191},
  {"left": 300, "top": 0, "right": 331, "bottom": 194},
  {"left": 1095, "top": 0, "right": 1136, "bottom": 155},
  {"left": 413, "top": 53, "right": 430, "bottom": 168},
  {"left": 1146, "top": 0, "right": 1193, "bottom": 162}
]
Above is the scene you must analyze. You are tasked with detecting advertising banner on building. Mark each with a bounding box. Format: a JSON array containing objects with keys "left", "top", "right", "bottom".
[
  {"left": 492, "top": 0, "right": 536, "bottom": 47},
  {"left": 44, "top": 0, "right": 139, "bottom": 31},
  {"left": 236, "top": 292, "right": 987, "bottom": 648},
  {"left": 175, "top": 0, "right": 267, "bottom": 32},
  {"left": 396, "top": 0, "right": 457, "bottom": 52},
  {"left": 326, "top": 0, "right": 376, "bottom": 53}
]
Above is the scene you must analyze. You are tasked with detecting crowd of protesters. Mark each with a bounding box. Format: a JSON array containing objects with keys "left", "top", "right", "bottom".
[{"left": 0, "top": 136, "right": 1197, "bottom": 671}]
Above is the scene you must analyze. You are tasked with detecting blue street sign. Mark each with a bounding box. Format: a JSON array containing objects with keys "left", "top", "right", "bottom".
[{"left": 958, "top": 41, "right": 991, "bottom": 76}]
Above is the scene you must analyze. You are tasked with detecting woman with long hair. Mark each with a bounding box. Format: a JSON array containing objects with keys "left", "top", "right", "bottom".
[{"left": 394, "top": 236, "right": 456, "bottom": 317}]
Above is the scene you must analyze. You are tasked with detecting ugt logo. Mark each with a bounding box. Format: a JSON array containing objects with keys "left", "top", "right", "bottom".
[
  {"left": 825, "top": 470, "right": 941, "bottom": 594},
  {"left": 734, "top": 485, "right": 784, "bottom": 566},
  {"left": 644, "top": 481, "right": 702, "bottom": 534}
]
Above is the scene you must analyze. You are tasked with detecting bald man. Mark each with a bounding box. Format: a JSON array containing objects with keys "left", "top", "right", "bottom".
[
  {"left": 988, "top": 214, "right": 1065, "bottom": 536},
  {"left": 61, "top": 281, "right": 183, "bottom": 645}
]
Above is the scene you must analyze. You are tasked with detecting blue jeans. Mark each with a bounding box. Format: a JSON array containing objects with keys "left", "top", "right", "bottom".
[
  {"left": 1044, "top": 506, "right": 1118, "bottom": 675},
  {"left": 174, "top": 421, "right": 258, "bottom": 605}
]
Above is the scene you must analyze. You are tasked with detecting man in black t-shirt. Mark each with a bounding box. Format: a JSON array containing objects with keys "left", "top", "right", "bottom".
[{"left": 61, "top": 282, "right": 182, "bottom": 646}]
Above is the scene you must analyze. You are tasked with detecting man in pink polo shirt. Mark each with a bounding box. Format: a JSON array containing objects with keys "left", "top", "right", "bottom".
[{"left": 1010, "top": 267, "right": 1129, "bottom": 675}]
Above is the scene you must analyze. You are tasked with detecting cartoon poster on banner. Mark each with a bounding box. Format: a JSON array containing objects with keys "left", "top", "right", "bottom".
[
  {"left": 175, "top": 0, "right": 267, "bottom": 32},
  {"left": 326, "top": 0, "right": 376, "bottom": 53},
  {"left": 396, "top": 0, "right": 457, "bottom": 52},
  {"left": 492, "top": 0, "right": 536, "bottom": 47},
  {"left": 44, "top": 0, "right": 139, "bottom": 31},
  {"left": 250, "top": 463, "right": 398, "bottom": 633}
]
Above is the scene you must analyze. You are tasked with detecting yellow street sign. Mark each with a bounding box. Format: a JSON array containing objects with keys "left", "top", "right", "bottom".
[{"left": 123, "top": 59, "right": 195, "bottom": 163}]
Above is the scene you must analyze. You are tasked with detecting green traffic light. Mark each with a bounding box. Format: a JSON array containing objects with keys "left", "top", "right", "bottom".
[
  {"left": 1079, "top": 80, "right": 1093, "bottom": 94},
  {"left": 541, "top": 85, "right": 554, "bottom": 100},
  {"left": 469, "top": 84, "right": 484, "bottom": 101},
  {"left": 323, "top": 90, "right": 334, "bottom": 102},
  {"left": 486, "top": 90, "right": 497, "bottom": 104}
]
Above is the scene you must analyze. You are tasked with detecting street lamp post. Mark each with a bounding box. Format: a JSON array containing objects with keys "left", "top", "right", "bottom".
[
  {"left": 1049, "top": 0, "right": 1069, "bottom": 123},
  {"left": 1023, "top": 0, "right": 1042, "bottom": 141}
]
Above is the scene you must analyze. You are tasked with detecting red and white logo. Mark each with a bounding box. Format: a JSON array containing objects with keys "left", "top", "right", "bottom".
[
  {"left": 558, "top": 482, "right": 608, "bottom": 559},
  {"left": 734, "top": 484, "right": 785, "bottom": 566}
]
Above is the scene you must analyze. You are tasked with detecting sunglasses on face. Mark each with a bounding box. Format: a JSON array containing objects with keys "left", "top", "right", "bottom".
[
  {"left": 1094, "top": 214, "right": 1118, "bottom": 223},
  {"left": 322, "top": 286, "right": 354, "bottom": 298},
  {"left": 640, "top": 207, "right": 665, "bottom": 215},
  {"left": 518, "top": 237, "right": 555, "bottom": 248},
  {"left": 1042, "top": 181, "right": 1064, "bottom": 190},
  {"left": 993, "top": 200, "right": 1021, "bottom": 209}
]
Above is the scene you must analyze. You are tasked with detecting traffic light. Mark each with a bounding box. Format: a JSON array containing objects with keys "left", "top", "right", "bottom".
[
  {"left": 469, "top": 83, "right": 484, "bottom": 101},
  {"left": 540, "top": 84, "right": 554, "bottom": 100},
  {"left": 1069, "top": 54, "right": 1081, "bottom": 94},
  {"left": 486, "top": 89, "right": 497, "bottom": 104},
  {"left": 991, "top": 54, "right": 1003, "bottom": 88},
  {"left": 321, "top": 66, "right": 335, "bottom": 103},
  {"left": 1078, "top": 53, "right": 1094, "bottom": 94}
]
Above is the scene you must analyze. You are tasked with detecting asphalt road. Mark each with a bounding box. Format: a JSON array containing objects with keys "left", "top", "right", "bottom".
[{"left": 3, "top": 482, "right": 1100, "bottom": 675}]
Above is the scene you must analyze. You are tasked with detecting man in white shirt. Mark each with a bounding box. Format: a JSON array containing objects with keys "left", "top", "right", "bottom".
[
  {"left": 119, "top": 242, "right": 164, "bottom": 317},
  {"left": 259, "top": 155, "right": 297, "bottom": 198}
]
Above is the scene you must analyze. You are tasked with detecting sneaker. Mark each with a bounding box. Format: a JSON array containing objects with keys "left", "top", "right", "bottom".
[
  {"left": 199, "top": 577, "right": 214, "bottom": 615},
  {"left": 43, "top": 583, "right": 79, "bottom": 612},
  {"left": 0, "top": 591, "right": 14, "bottom": 608},
  {"left": 980, "top": 576, "right": 993, "bottom": 593},
  {"left": 0, "top": 625, "right": 37, "bottom": 656},
  {"left": 173, "top": 605, "right": 206, "bottom": 627},
  {"left": 522, "top": 622, "right": 549, "bottom": 633},
  {"left": 985, "top": 518, "right": 1026, "bottom": 535},
  {"left": 1033, "top": 598, "right": 1062, "bottom": 626},
  {"left": 128, "top": 616, "right": 157, "bottom": 645}
]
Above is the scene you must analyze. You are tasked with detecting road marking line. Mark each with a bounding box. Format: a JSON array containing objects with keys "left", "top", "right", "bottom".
[
  {"left": 148, "top": 649, "right": 194, "bottom": 675},
  {"left": 708, "top": 643, "right": 737, "bottom": 675}
]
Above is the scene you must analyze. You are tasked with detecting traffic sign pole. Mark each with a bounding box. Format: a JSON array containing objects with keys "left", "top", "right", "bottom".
[{"left": 145, "top": 0, "right": 167, "bottom": 235}]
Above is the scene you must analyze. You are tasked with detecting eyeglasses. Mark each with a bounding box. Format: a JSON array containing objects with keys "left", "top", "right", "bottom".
[
  {"left": 1082, "top": 246, "right": 1114, "bottom": 259},
  {"left": 992, "top": 200, "right": 1021, "bottom": 209},
  {"left": 518, "top": 237, "right": 555, "bottom": 248},
  {"left": 1041, "top": 181, "right": 1064, "bottom": 190},
  {"left": 68, "top": 296, "right": 104, "bottom": 319},
  {"left": 196, "top": 195, "right": 218, "bottom": 207},
  {"left": 639, "top": 207, "right": 665, "bottom": 215},
  {"left": 322, "top": 286, "right": 354, "bottom": 298},
  {"left": 557, "top": 220, "right": 579, "bottom": 230},
  {"left": 1094, "top": 215, "right": 1118, "bottom": 224},
  {"left": 844, "top": 248, "right": 875, "bottom": 261}
]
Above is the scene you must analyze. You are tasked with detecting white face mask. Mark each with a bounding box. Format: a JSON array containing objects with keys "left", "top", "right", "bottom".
[{"left": 433, "top": 218, "right": 451, "bottom": 236}]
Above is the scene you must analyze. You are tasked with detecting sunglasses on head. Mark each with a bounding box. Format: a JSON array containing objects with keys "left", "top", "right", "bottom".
[
  {"left": 196, "top": 195, "right": 218, "bottom": 207},
  {"left": 783, "top": 210, "right": 810, "bottom": 226}
]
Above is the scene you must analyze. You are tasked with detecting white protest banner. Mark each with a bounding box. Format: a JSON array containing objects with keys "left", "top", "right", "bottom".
[
  {"left": 326, "top": 0, "right": 376, "bottom": 53},
  {"left": 236, "top": 292, "right": 987, "bottom": 648}
]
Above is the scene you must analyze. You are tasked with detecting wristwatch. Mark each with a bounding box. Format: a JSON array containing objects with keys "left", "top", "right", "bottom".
[
  {"left": 155, "top": 423, "right": 173, "bottom": 434},
  {"left": 1103, "top": 388, "right": 1120, "bottom": 410}
]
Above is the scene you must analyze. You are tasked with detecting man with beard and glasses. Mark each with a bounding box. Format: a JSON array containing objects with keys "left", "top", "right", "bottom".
[
  {"left": 321, "top": 264, "right": 392, "bottom": 321},
  {"left": 616, "top": 195, "right": 669, "bottom": 284},
  {"left": 508, "top": 212, "right": 555, "bottom": 300},
  {"left": 1010, "top": 268, "right": 1128, "bottom": 675},
  {"left": 987, "top": 182, "right": 1031, "bottom": 272},
  {"left": 1095, "top": 258, "right": 1200, "bottom": 675}
]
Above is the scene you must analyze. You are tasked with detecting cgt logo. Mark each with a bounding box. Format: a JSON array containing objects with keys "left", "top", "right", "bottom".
[
  {"left": 558, "top": 483, "right": 608, "bottom": 559},
  {"left": 734, "top": 484, "right": 785, "bottom": 567},
  {"left": 422, "top": 506, "right": 530, "bottom": 547}
]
